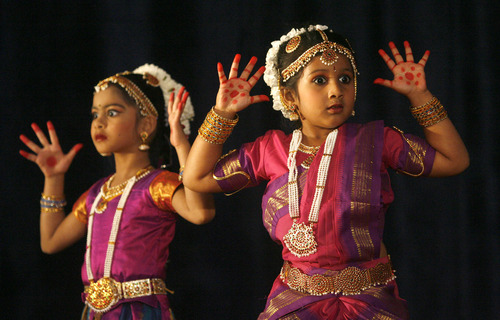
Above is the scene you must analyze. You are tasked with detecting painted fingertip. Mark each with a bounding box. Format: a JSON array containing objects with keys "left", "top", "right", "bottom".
[
  {"left": 373, "top": 78, "right": 384, "bottom": 84},
  {"left": 404, "top": 40, "right": 410, "bottom": 46},
  {"left": 234, "top": 54, "right": 241, "bottom": 62},
  {"left": 388, "top": 41, "right": 396, "bottom": 48},
  {"left": 47, "top": 121, "right": 54, "bottom": 130},
  {"left": 250, "top": 56, "right": 257, "bottom": 63},
  {"left": 19, "top": 150, "right": 29, "bottom": 158},
  {"left": 74, "top": 143, "right": 84, "bottom": 152},
  {"left": 31, "top": 122, "right": 41, "bottom": 132},
  {"left": 19, "top": 134, "right": 29, "bottom": 144}
]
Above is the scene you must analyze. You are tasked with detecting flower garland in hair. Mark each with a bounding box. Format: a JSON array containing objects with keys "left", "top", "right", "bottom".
[
  {"left": 263, "top": 25, "right": 328, "bottom": 120},
  {"left": 134, "top": 64, "right": 195, "bottom": 135}
]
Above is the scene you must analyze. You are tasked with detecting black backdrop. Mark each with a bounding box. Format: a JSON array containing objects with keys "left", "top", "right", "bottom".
[{"left": 1, "top": 1, "right": 499, "bottom": 319}]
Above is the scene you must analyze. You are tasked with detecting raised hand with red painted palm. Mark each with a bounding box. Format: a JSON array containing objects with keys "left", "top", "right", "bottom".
[
  {"left": 167, "top": 86, "right": 190, "bottom": 149},
  {"left": 374, "top": 41, "right": 430, "bottom": 98},
  {"left": 19, "top": 121, "right": 83, "bottom": 178},
  {"left": 215, "top": 54, "right": 269, "bottom": 115}
]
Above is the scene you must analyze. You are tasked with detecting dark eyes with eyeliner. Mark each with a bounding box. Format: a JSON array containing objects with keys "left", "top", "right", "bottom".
[
  {"left": 312, "top": 75, "right": 351, "bottom": 85},
  {"left": 91, "top": 109, "right": 119, "bottom": 120}
]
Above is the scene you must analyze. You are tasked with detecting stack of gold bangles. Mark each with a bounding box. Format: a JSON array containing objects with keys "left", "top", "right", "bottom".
[
  {"left": 410, "top": 96, "right": 448, "bottom": 127},
  {"left": 198, "top": 107, "right": 239, "bottom": 144},
  {"left": 40, "top": 193, "right": 66, "bottom": 213}
]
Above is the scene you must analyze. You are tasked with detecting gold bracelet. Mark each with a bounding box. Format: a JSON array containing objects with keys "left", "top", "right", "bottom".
[
  {"left": 198, "top": 107, "right": 239, "bottom": 144},
  {"left": 41, "top": 207, "right": 65, "bottom": 214},
  {"left": 410, "top": 96, "right": 448, "bottom": 127}
]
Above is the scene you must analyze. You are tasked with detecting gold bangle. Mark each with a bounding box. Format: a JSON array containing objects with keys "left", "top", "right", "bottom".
[
  {"left": 41, "top": 193, "right": 65, "bottom": 201},
  {"left": 198, "top": 107, "right": 239, "bottom": 144},
  {"left": 41, "top": 207, "right": 65, "bottom": 214},
  {"left": 410, "top": 96, "right": 448, "bottom": 127}
]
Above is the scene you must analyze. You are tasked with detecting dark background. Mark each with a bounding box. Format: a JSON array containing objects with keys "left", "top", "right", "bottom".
[{"left": 1, "top": 1, "right": 499, "bottom": 319}]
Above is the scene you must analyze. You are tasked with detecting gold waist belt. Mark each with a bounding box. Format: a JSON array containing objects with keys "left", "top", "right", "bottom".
[
  {"left": 280, "top": 260, "right": 395, "bottom": 296},
  {"left": 84, "top": 278, "right": 170, "bottom": 313}
]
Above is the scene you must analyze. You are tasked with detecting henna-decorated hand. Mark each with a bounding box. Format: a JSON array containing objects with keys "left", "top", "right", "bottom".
[
  {"left": 19, "top": 121, "right": 83, "bottom": 177},
  {"left": 167, "top": 86, "right": 190, "bottom": 148},
  {"left": 374, "top": 41, "right": 430, "bottom": 98},
  {"left": 215, "top": 54, "right": 269, "bottom": 114}
]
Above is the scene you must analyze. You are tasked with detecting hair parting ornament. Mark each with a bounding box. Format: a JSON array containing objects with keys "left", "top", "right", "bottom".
[
  {"left": 264, "top": 25, "right": 359, "bottom": 120},
  {"left": 95, "top": 64, "right": 195, "bottom": 135}
]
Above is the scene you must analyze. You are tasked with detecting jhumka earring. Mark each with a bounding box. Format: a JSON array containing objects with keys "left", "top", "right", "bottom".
[
  {"left": 290, "top": 105, "right": 300, "bottom": 121},
  {"left": 139, "top": 132, "right": 150, "bottom": 151}
]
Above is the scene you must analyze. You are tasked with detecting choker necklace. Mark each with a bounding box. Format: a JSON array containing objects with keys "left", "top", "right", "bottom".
[
  {"left": 84, "top": 166, "right": 154, "bottom": 313},
  {"left": 283, "top": 129, "right": 338, "bottom": 257},
  {"left": 298, "top": 143, "right": 320, "bottom": 168},
  {"left": 96, "top": 166, "right": 154, "bottom": 213}
]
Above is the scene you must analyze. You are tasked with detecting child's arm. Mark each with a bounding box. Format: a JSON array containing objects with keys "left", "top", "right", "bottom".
[
  {"left": 167, "top": 88, "right": 215, "bottom": 225},
  {"left": 374, "top": 41, "right": 469, "bottom": 177},
  {"left": 183, "top": 54, "right": 269, "bottom": 193},
  {"left": 20, "top": 122, "right": 86, "bottom": 253}
]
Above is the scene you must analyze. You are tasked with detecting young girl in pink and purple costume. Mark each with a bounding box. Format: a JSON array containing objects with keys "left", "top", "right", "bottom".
[
  {"left": 20, "top": 64, "right": 215, "bottom": 319},
  {"left": 183, "top": 25, "right": 469, "bottom": 319}
]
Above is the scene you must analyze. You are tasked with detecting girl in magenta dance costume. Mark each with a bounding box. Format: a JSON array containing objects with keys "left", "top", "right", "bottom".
[
  {"left": 19, "top": 64, "right": 215, "bottom": 319},
  {"left": 183, "top": 25, "right": 469, "bottom": 319}
]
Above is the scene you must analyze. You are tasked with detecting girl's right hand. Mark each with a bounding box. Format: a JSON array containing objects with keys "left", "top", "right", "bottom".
[
  {"left": 215, "top": 54, "right": 269, "bottom": 116},
  {"left": 19, "top": 121, "right": 83, "bottom": 177}
]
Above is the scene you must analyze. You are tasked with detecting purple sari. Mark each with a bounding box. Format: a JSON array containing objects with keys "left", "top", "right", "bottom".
[{"left": 214, "top": 121, "right": 435, "bottom": 319}]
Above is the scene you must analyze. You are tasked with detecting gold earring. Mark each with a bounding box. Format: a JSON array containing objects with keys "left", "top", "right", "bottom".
[
  {"left": 351, "top": 110, "right": 356, "bottom": 117},
  {"left": 289, "top": 105, "right": 299, "bottom": 121},
  {"left": 99, "top": 152, "right": 111, "bottom": 157},
  {"left": 139, "top": 132, "right": 150, "bottom": 151}
]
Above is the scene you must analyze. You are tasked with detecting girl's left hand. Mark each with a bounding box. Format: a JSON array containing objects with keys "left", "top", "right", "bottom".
[
  {"left": 374, "top": 41, "right": 430, "bottom": 97},
  {"left": 167, "top": 87, "right": 190, "bottom": 148}
]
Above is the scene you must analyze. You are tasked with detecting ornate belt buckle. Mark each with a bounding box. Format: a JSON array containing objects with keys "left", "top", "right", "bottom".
[
  {"left": 335, "top": 267, "right": 369, "bottom": 295},
  {"left": 86, "top": 277, "right": 121, "bottom": 313},
  {"left": 308, "top": 273, "right": 333, "bottom": 296}
]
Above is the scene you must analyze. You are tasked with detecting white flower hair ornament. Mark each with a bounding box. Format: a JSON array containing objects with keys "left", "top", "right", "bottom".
[
  {"left": 264, "top": 25, "right": 328, "bottom": 120},
  {"left": 133, "top": 64, "right": 195, "bottom": 135}
]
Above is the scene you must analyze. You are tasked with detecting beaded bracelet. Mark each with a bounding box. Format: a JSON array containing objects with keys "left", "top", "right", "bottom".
[
  {"left": 198, "top": 107, "right": 239, "bottom": 144},
  {"left": 40, "top": 193, "right": 66, "bottom": 213},
  {"left": 410, "top": 96, "right": 448, "bottom": 127}
]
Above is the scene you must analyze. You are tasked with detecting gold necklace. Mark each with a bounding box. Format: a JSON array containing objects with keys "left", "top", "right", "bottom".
[
  {"left": 95, "top": 165, "right": 154, "bottom": 213},
  {"left": 298, "top": 143, "right": 320, "bottom": 155},
  {"left": 299, "top": 143, "right": 320, "bottom": 168}
]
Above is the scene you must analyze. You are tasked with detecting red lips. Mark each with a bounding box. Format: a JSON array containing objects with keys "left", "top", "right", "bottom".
[
  {"left": 94, "top": 134, "right": 107, "bottom": 141},
  {"left": 327, "top": 104, "right": 343, "bottom": 114}
]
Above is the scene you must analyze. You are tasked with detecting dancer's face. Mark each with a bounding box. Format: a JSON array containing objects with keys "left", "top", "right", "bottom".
[
  {"left": 286, "top": 54, "right": 355, "bottom": 136},
  {"left": 91, "top": 86, "right": 141, "bottom": 155}
]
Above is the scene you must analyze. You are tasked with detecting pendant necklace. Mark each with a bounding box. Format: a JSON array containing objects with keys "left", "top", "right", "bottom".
[
  {"left": 283, "top": 129, "right": 338, "bottom": 257},
  {"left": 84, "top": 166, "right": 153, "bottom": 314}
]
